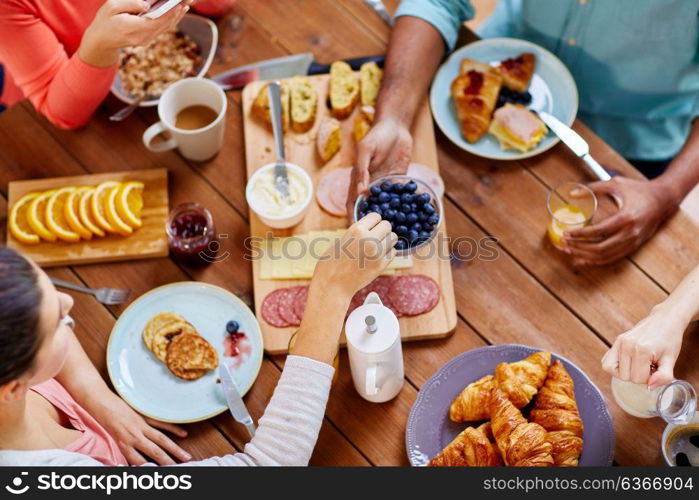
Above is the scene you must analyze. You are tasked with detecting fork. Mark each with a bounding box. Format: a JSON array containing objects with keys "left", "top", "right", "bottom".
[{"left": 50, "top": 277, "right": 132, "bottom": 305}]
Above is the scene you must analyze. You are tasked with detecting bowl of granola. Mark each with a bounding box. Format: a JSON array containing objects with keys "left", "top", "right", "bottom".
[{"left": 111, "top": 13, "right": 218, "bottom": 107}]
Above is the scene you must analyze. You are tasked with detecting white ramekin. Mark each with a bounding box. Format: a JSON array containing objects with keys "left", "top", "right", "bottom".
[{"left": 245, "top": 162, "right": 313, "bottom": 229}]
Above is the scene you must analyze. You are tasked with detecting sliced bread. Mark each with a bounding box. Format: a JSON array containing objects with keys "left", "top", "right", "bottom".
[
  {"left": 329, "top": 61, "right": 360, "bottom": 119},
  {"left": 289, "top": 76, "right": 318, "bottom": 133},
  {"left": 251, "top": 81, "right": 290, "bottom": 131},
  {"left": 360, "top": 62, "right": 383, "bottom": 107},
  {"left": 317, "top": 117, "right": 342, "bottom": 162}
]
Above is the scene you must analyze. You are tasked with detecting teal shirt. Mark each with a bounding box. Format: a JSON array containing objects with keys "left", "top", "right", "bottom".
[{"left": 396, "top": 0, "right": 699, "bottom": 160}]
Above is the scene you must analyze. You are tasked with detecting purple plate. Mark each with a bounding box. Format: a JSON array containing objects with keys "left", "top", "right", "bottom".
[{"left": 406, "top": 344, "right": 615, "bottom": 466}]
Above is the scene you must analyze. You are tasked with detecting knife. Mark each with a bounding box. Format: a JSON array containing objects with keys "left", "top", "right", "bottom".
[
  {"left": 538, "top": 111, "right": 612, "bottom": 182},
  {"left": 219, "top": 363, "right": 256, "bottom": 439},
  {"left": 364, "top": 0, "right": 394, "bottom": 27},
  {"left": 211, "top": 53, "right": 385, "bottom": 91},
  {"left": 268, "top": 81, "right": 290, "bottom": 200}
]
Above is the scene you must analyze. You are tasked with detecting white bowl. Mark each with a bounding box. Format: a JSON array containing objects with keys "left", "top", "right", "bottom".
[
  {"left": 245, "top": 163, "right": 313, "bottom": 229},
  {"left": 111, "top": 13, "right": 218, "bottom": 107}
]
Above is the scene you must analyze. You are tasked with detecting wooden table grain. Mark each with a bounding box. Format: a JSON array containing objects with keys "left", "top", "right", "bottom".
[{"left": 1, "top": 0, "right": 698, "bottom": 466}]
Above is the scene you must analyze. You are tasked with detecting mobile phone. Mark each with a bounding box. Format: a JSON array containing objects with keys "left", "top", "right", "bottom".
[{"left": 142, "top": 0, "right": 184, "bottom": 19}]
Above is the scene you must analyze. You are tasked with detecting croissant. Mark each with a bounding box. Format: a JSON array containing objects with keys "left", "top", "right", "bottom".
[
  {"left": 490, "top": 389, "right": 553, "bottom": 467},
  {"left": 429, "top": 422, "right": 502, "bottom": 467},
  {"left": 495, "top": 351, "right": 550, "bottom": 408},
  {"left": 497, "top": 52, "right": 536, "bottom": 93},
  {"left": 451, "top": 59, "right": 502, "bottom": 143},
  {"left": 530, "top": 360, "right": 584, "bottom": 466},
  {"left": 449, "top": 375, "right": 495, "bottom": 422}
]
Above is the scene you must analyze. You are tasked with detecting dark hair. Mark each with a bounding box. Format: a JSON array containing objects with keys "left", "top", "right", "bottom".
[{"left": 0, "top": 248, "right": 43, "bottom": 385}]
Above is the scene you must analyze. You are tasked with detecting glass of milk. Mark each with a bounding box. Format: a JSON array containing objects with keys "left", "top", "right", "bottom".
[{"left": 611, "top": 377, "right": 697, "bottom": 424}]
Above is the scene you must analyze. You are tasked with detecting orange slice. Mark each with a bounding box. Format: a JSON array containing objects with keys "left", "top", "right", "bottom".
[
  {"left": 115, "top": 181, "right": 144, "bottom": 229},
  {"left": 91, "top": 181, "right": 120, "bottom": 234},
  {"left": 77, "top": 187, "right": 105, "bottom": 238},
  {"left": 104, "top": 184, "right": 133, "bottom": 236},
  {"left": 64, "top": 187, "right": 93, "bottom": 240},
  {"left": 45, "top": 187, "right": 81, "bottom": 243},
  {"left": 28, "top": 190, "right": 58, "bottom": 242},
  {"left": 9, "top": 192, "right": 41, "bottom": 245}
]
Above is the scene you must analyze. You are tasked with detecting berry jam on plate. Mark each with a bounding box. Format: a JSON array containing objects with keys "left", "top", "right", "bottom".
[
  {"left": 354, "top": 175, "right": 442, "bottom": 254},
  {"left": 166, "top": 202, "right": 217, "bottom": 266}
]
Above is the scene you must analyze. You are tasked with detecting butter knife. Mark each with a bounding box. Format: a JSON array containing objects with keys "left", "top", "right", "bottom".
[
  {"left": 538, "top": 111, "right": 611, "bottom": 182},
  {"left": 267, "top": 81, "right": 290, "bottom": 200},
  {"left": 364, "top": 0, "right": 394, "bottom": 27},
  {"left": 219, "top": 363, "right": 256, "bottom": 439}
]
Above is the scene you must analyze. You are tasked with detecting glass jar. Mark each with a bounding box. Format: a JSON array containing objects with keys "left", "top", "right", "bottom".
[
  {"left": 612, "top": 377, "right": 697, "bottom": 425},
  {"left": 166, "top": 202, "right": 217, "bottom": 267}
]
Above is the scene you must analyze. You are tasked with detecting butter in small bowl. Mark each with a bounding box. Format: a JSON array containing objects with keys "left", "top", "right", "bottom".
[{"left": 245, "top": 163, "right": 313, "bottom": 229}]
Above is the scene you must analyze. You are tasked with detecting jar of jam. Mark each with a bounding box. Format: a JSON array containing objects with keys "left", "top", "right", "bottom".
[{"left": 166, "top": 203, "right": 217, "bottom": 267}]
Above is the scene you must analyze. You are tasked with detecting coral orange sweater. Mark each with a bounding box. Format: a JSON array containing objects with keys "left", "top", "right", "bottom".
[{"left": 0, "top": 0, "right": 234, "bottom": 129}]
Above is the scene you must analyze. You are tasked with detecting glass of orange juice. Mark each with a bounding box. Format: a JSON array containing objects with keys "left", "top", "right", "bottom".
[{"left": 546, "top": 182, "right": 597, "bottom": 249}]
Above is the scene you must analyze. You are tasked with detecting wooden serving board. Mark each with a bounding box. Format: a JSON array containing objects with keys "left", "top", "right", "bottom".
[
  {"left": 242, "top": 75, "right": 457, "bottom": 354},
  {"left": 7, "top": 169, "right": 169, "bottom": 267}
]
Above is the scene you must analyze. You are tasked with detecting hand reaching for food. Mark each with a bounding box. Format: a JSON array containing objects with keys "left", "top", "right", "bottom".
[
  {"left": 79, "top": 0, "right": 194, "bottom": 68},
  {"left": 346, "top": 118, "right": 413, "bottom": 216}
]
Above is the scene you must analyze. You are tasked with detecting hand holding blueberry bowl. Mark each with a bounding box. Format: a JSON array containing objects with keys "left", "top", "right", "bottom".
[{"left": 353, "top": 175, "right": 442, "bottom": 255}]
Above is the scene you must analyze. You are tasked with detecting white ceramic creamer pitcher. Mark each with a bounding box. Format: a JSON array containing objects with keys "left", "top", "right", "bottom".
[{"left": 345, "top": 292, "right": 404, "bottom": 403}]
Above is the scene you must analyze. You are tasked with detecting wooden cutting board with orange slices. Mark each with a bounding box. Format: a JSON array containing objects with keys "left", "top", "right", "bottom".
[{"left": 6, "top": 169, "right": 169, "bottom": 267}]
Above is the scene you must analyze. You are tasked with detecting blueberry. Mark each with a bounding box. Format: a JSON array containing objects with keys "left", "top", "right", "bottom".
[
  {"left": 411, "top": 222, "right": 423, "bottom": 232},
  {"left": 422, "top": 222, "right": 433, "bottom": 232},
  {"left": 395, "top": 225, "right": 408, "bottom": 235},
  {"left": 411, "top": 202, "right": 419, "bottom": 212},
  {"left": 226, "top": 320, "right": 239, "bottom": 334},
  {"left": 384, "top": 208, "right": 396, "bottom": 220},
  {"left": 392, "top": 183, "right": 405, "bottom": 194},
  {"left": 394, "top": 212, "right": 407, "bottom": 224},
  {"left": 419, "top": 230, "right": 431, "bottom": 240},
  {"left": 378, "top": 191, "right": 391, "bottom": 203},
  {"left": 389, "top": 197, "right": 401, "bottom": 208},
  {"left": 380, "top": 181, "right": 393, "bottom": 192},
  {"left": 407, "top": 229, "right": 419, "bottom": 242},
  {"left": 423, "top": 203, "right": 435, "bottom": 215},
  {"left": 369, "top": 203, "right": 381, "bottom": 213},
  {"left": 401, "top": 203, "right": 412, "bottom": 213},
  {"left": 522, "top": 91, "right": 532, "bottom": 103},
  {"left": 418, "top": 211, "right": 428, "bottom": 222},
  {"left": 427, "top": 213, "right": 439, "bottom": 225},
  {"left": 390, "top": 220, "right": 397, "bottom": 230},
  {"left": 406, "top": 212, "right": 418, "bottom": 224},
  {"left": 380, "top": 202, "right": 391, "bottom": 212},
  {"left": 370, "top": 185, "right": 382, "bottom": 196},
  {"left": 417, "top": 193, "right": 431, "bottom": 205},
  {"left": 358, "top": 211, "right": 367, "bottom": 219},
  {"left": 400, "top": 193, "right": 414, "bottom": 204},
  {"left": 395, "top": 238, "right": 408, "bottom": 250},
  {"left": 359, "top": 200, "right": 369, "bottom": 212},
  {"left": 367, "top": 195, "right": 380, "bottom": 205}
]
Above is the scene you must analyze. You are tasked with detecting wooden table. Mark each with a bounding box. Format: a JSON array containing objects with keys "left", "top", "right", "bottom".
[{"left": 2, "top": 0, "right": 699, "bottom": 466}]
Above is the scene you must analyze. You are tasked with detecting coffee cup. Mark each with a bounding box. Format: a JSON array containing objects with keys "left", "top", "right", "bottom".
[
  {"left": 662, "top": 412, "right": 699, "bottom": 466},
  {"left": 142, "top": 78, "right": 226, "bottom": 162}
]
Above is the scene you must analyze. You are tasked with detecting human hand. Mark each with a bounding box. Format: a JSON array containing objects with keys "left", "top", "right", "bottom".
[
  {"left": 80, "top": 0, "right": 194, "bottom": 68},
  {"left": 562, "top": 177, "right": 677, "bottom": 266},
  {"left": 346, "top": 118, "right": 413, "bottom": 215},
  {"left": 313, "top": 213, "right": 397, "bottom": 298},
  {"left": 90, "top": 393, "right": 192, "bottom": 465},
  {"left": 601, "top": 304, "right": 686, "bottom": 389}
]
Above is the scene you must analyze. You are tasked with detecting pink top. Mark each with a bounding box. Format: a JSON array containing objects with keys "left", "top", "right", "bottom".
[
  {"left": 31, "top": 378, "right": 127, "bottom": 466},
  {"left": 0, "top": 0, "right": 235, "bottom": 129}
]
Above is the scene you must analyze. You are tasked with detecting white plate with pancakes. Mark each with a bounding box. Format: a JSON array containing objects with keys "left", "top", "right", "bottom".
[
  {"left": 430, "top": 38, "right": 578, "bottom": 161},
  {"left": 107, "top": 282, "right": 263, "bottom": 423}
]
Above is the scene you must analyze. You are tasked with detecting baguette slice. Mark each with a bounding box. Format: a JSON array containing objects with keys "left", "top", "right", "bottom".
[
  {"left": 317, "top": 117, "right": 342, "bottom": 162},
  {"left": 360, "top": 61, "right": 383, "bottom": 107},
  {"left": 329, "top": 61, "right": 360, "bottom": 119},
  {"left": 354, "top": 105, "right": 375, "bottom": 142},
  {"left": 289, "top": 76, "right": 318, "bottom": 133},
  {"left": 251, "top": 81, "right": 290, "bottom": 131}
]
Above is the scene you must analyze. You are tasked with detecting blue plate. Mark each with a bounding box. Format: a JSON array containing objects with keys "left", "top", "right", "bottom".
[
  {"left": 107, "top": 282, "right": 263, "bottom": 423},
  {"left": 430, "top": 38, "right": 578, "bottom": 160},
  {"left": 406, "top": 344, "right": 615, "bottom": 466}
]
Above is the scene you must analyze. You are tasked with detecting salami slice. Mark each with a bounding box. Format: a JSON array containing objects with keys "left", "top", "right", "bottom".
[
  {"left": 316, "top": 167, "right": 352, "bottom": 217},
  {"left": 279, "top": 286, "right": 304, "bottom": 326},
  {"left": 408, "top": 163, "right": 445, "bottom": 199},
  {"left": 293, "top": 286, "right": 309, "bottom": 320},
  {"left": 347, "top": 276, "right": 401, "bottom": 317},
  {"left": 261, "top": 289, "right": 291, "bottom": 328},
  {"left": 388, "top": 275, "right": 440, "bottom": 317}
]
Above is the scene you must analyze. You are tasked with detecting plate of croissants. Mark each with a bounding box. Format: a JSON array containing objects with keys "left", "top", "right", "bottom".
[
  {"left": 406, "top": 344, "right": 614, "bottom": 467},
  {"left": 430, "top": 38, "right": 578, "bottom": 160}
]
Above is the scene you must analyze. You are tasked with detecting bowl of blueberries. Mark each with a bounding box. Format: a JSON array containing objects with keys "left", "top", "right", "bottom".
[{"left": 353, "top": 175, "right": 442, "bottom": 254}]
